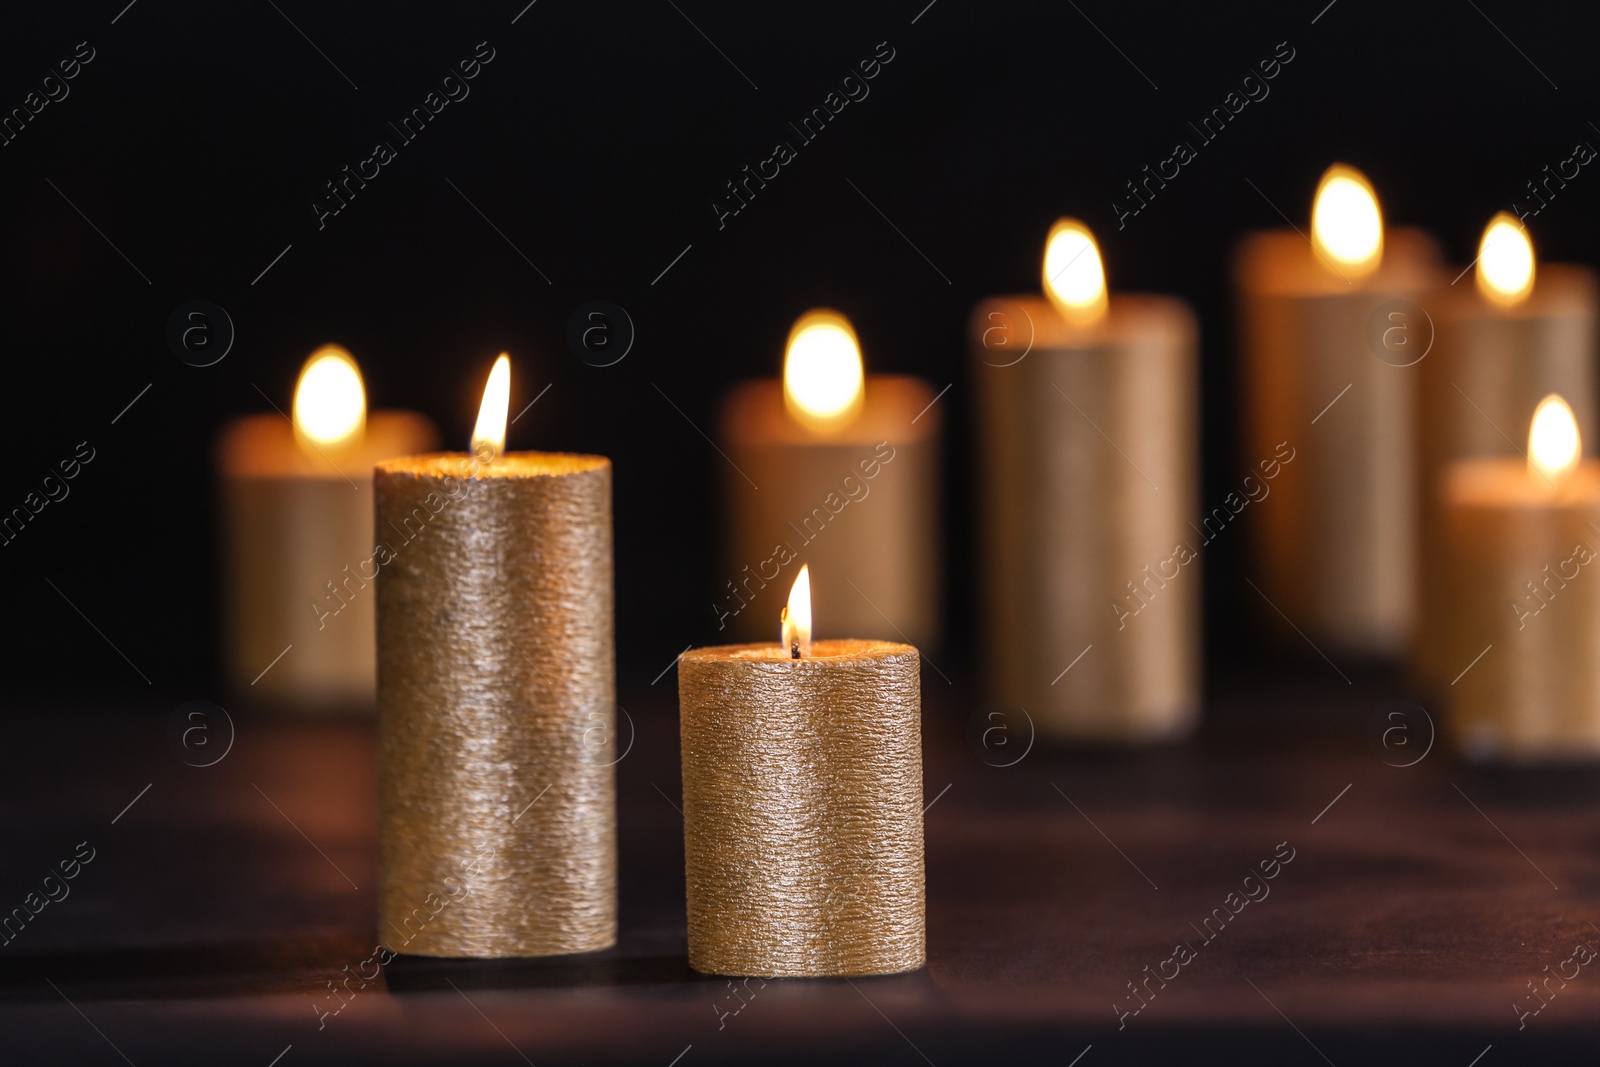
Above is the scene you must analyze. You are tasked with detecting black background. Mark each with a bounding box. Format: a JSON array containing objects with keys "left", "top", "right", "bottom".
[{"left": 3, "top": 0, "right": 1597, "bottom": 698}]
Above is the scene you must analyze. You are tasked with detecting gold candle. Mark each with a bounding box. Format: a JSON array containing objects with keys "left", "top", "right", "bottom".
[
  {"left": 1414, "top": 216, "right": 1598, "bottom": 688},
  {"left": 678, "top": 567, "right": 924, "bottom": 977},
  {"left": 971, "top": 219, "right": 1199, "bottom": 743},
  {"left": 1235, "top": 164, "right": 1441, "bottom": 655},
  {"left": 217, "top": 345, "right": 436, "bottom": 710},
  {"left": 376, "top": 355, "right": 616, "bottom": 957},
  {"left": 718, "top": 310, "right": 940, "bottom": 648},
  {"left": 1442, "top": 396, "right": 1600, "bottom": 761}
]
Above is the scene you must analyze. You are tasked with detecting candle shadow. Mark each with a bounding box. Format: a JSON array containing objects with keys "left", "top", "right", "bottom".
[
  {"left": 382, "top": 949, "right": 699, "bottom": 992},
  {"left": 383, "top": 954, "right": 943, "bottom": 994}
]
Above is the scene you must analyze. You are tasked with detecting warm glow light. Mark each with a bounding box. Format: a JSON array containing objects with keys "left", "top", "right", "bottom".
[
  {"left": 472, "top": 354, "right": 511, "bottom": 462},
  {"left": 293, "top": 345, "right": 366, "bottom": 453},
  {"left": 1529, "top": 394, "right": 1581, "bottom": 486},
  {"left": 1041, "top": 218, "right": 1107, "bottom": 325},
  {"left": 781, "top": 564, "right": 813, "bottom": 658},
  {"left": 784, "top": 310, "right": 864, "bottom": 432},
  {"left": 1311, "top": 164, "right": 1383, "bottom": 278},
  {"left": 1476, "top": 213, "right": 1535, "bottom": 307}
]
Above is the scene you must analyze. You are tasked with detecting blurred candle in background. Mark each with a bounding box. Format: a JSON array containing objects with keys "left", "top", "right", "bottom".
[
  {"left": 1413, "top": 215, "right": 1598, "bottom": 689},
  {"left": 1442, "top": 395, "right": 1600, "bottom": 761},
  {"left": 1235, "top": 164, "right": 1442, "bottom": 656},
  {"left": 217, "top": 344, "right": 436, "bottom": 710},
  {"left": 972, "top": 219, "right": 1199, "bottom": 743},
  {"left": 718, "top": 310, "right": 940, "bottom": 649}
]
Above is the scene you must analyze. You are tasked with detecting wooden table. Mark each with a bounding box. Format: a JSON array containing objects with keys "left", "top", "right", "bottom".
[{"left": 3, "top": 665, "right": 1597, "bottom": 1063}]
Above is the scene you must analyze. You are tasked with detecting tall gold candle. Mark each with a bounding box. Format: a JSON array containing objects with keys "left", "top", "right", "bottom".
[
  {"left": 972, "top": 220, "right": 1199, "bottom": 743},
  {"left": 1235, "top": 164, "right": 1441, "bottom": 655},
  {"left": 678, "top": 567, "right": 924, "bottom": 977},
  {"left": 1442, "top": 396, "right": 1600, "bottom": 761},
  {"left": 376, "top": 356, "right": 616, "bottom": 957},
  {"left": 217, "top": 345, "right": 436, "bottom": 709},
  {"left": 1414, "top": 216, "right": 1598, "bottom": 688},
  {"left": 719, "top": 311, "right": 940, "bottom": 648}
]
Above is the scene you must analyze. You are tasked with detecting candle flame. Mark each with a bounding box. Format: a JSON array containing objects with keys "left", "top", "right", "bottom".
[
  {"left": 1041, "top": 218, "right": 1107, "bottom": 325},
  {"left": 1529, "top": 394, "right": 1581, "bottom": 486},
  {"left": 293, "top": 345, "right": 366, "bottom": 453},
  {"left": 781, "top": 564, "right": 813, "bottom": 658},
  {"left": 1476, "top": 213, "right": 1535, "bottom": 307},
  {"left": 784, "top": 310, "right": 864, "bottom": 432},
  {"left": 1311, "top": 164, "right": 1383, "bottom": 279},
  {"left": 472, "top": 354, "right": 511, "bottom": 463}
]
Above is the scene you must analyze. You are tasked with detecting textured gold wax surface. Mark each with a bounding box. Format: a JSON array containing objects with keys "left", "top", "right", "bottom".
[
  {"left": 375, "top": 452, "right": 617, "bottom": 957},
  {"left": 678, "top": 639, "right": 925, "bottom": 977}
]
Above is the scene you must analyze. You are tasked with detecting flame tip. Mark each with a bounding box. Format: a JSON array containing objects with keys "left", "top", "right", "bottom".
[
  {"left": 1529, "top": 394, "right": 1581, "bottom": 485},
  {"left": 781, "top": 564, "right": 813, "bottom": 656},
  {"left": 1477, "top": 213, "right": 1535, "bottom": 306},
  {"left": 784, "top": 311, "right": 864, "bottom": 431},
  {"left": 1042, "top": 218, "right": 1107, "bottom": 325},
  {"left": 471, "top": 355, "right": 512, "bottom": 461},
  {"left": 1312, "top": 164, "right": 1383, "bottom": 276},
  {"left": 293, "top": 345, "right": 366, "bottom": 450}
]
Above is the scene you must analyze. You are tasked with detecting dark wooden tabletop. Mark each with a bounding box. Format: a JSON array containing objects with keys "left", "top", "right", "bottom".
[{"left": 4, "top": 664, "right": 1598, "bottom": 1064}]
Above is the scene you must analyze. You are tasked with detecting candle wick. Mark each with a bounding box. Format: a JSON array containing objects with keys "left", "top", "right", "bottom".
[{"left": 791, "top": 641, "right": 800, "bottom": 660}]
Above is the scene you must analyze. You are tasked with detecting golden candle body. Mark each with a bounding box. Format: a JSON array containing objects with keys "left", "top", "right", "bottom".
[
  {"left": 719, "top": 378, "right": 939, "bottom": 648},
  {"left": 971, "top": 294, "right": 1199, "bottom": 743},
  {"left": 376, "top": 453, "right": 616, "bottom": 957},
  {"left": 217, "top": 411, "right": 436, "bottom": 709},
  {"left": 1441, "top": 460, "right": 1600, "bottom": 761},
  {"left": 1414, "top": 266, "right": 1598, "bottom": 688},
  {"left": 1235, "top": 229, "right": 1440, "bottom": 655},
  {"left": 678, "top": 639, "right": 924, "bottom": 977}
]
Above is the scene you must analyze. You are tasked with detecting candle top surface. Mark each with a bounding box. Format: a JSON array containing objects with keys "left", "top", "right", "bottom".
[
  {"left": 377, "top": 452, "right": 610, "bottom": 480},
  {"left": 1235, "top": 227, "right": 1440, "bottom": 295},
  {"left": 218, "top": 410, "right": 437, "bottom": 479},
  {"left": 1438, "top": 261, "right": 1597, "bottom": 321},
  {"left": 970, "top": 292, "right": 1195, "bottom": 352},
  {"left": 1444, "top": 456, "right": 1600, "bottom": 507},
  {"left": 683, "top": 638, "right": 918, "bottom": 666},
  {"left": 721, "top": 376, "right": 939, "bottom": 444}
]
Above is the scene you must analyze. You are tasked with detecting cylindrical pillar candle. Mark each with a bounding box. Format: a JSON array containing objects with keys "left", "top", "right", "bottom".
[
  {"left": 1235, "top": 164, "right": 1441, "bottom": 656},
  {"left": 1441, "top": 396, "right": 1600, "bottom": 761},
  {"left": 217, "top": 345, "right": 436, "bottom": 710},
  {"left": 679, "top": 568, "right": 924, "bottom": 977},
  {"left": 972, "top": 219, "right": 1200, "bottom": 743},
  {"left": 376, "top": 356, "right": 616, "bottom": 957},
  {"left": 719, "top": 310, "right": 940, "bottom": 649},
  {"left": 1414, "top": 216, "right": 1598, "bottom": 688}
]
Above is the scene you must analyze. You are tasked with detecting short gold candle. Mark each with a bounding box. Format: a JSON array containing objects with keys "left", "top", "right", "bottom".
[
  {"left": 678, "top": 638, "right": 924, "bottom": 977},
  {"left": 1441, "top": 397, "right": 1600, "bottom": 762}
]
